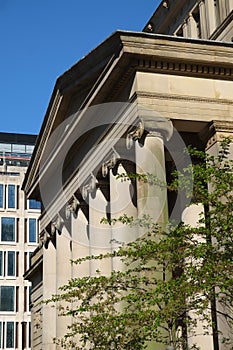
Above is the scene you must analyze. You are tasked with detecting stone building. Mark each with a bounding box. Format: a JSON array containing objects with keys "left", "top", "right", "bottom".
[
  {"left": 144, "top": 0, "right": 233, "bottom": 41},
  {"left": 0, "top": 132, "right": 40, "bottom": 349},
  {"left": 23, "top": 1, "right": 233, "bottom": 349}
]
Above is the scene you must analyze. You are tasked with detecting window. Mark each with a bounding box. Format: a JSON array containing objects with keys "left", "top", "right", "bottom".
[
  {"left": 1, "top": 218, "right": 15, "bottom": 242},
  {"left": 6, "top": 322, "right": 14, "bottom": 348},
  {"left": 0, "top": 143, "right": 11, "bottom": 152},
  {"left": 29, "top": 219, "right": 37, "bottom": 243},
  {"left": 24, "top": 251, "right": 34, "bottom": 274},
  {"left": 7, "top": 185, "right": 15, "bottom": 209},
  {"left": 0, "top": 185, "right": 3, "bottom": 208},
  {"left": 0, "top": 321, "right": 16, "bottom": 349},
  {"left": 26, "top": 145, "right": 34, "bottom": 154},
  {"left": 12, "top": 144, "right": 26, "bottom": 154},
  {"left": 0, "top": 252, "right": 2, "bottom": 276},
  {"left": 28, "top": 199, "right": 41, "bottom": 210},
  {"left": 0, "top": 286, "right": 15, "bottom": 312},
  {"left": 28, "top": 322, "right": 31, "bottom": 348},
  {"left": 24, "top": 286, "right": 32, "bottom": 313},
  {"left": 0, "top": 251, "right": 17, "bottom": 277},
  {"left": 7, "top": 252, "right": 15, "bottom": 277}
]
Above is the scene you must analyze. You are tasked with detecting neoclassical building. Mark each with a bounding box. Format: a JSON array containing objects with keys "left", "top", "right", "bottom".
[{"left": 23, "top": 1, "right": 233, "bottom": 349}]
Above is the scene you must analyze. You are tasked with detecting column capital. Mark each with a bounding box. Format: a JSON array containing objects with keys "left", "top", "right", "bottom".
[
  {"left": 126, "top": 109, "right": 173, "bottom": 149},
  {"left": 138, "top": 111, "right": 173, "bottom": 141},
  {"left": 205, "top": 120, "right": 233, "bottom": 150}
]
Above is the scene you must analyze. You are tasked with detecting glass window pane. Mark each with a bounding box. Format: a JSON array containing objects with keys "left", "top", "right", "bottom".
[
  {"left": 7, "top": 252, "right": 15, "bottom": 276},
  {"left": 0, "top": 252, "right": 2, "bottom": 276},
  {"left": 0, "top": 322, "right": 2, "bottom": 348},
  {"left": 29, "top": 322, "right": 31, "bottom": 347},
  {"left": 26, "top": 145, "right": 34, "bottom": 154},
  {"left": 1, "top": 218, "right": 15, "bottom": 242},
  {"left": 29, "top": 199, "right": 41, "bottom": 210},
  {"left": 29, "top": 252, "right": 33, "bottom": 269},
  {"left": 6, "top": 322, "right": 14, "bottom": 348},
  {"left": 0, "top": 143, "right": 11, "bottom": 152},
  {"left": 29, "top": 219, "right": 37, "bottom": 243},
  {"left": 12, "top": 144, "right": 26, "bottom": 153},
  {"left": 0, "top": 286, "right": 15, "bottom": 311},
  {"left": 8, "top": 185, "right": 15, "bottom": 209},
  {"left": 0, "top": 185, "right": 3, "bottom": 208}
]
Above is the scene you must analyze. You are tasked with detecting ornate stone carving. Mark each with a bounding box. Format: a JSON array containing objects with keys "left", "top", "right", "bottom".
[
  {"left": 206, "top": 120, "right": 233, "bottom": 149},
  {"left": 51, "top": 214, "right": 63, "bottom": 234},
  {"left": 126, "top": 112, "right": 173, "bottom": 148},
  {"left": 39, "top": 229, "right": 50, "bottom": 246},
  {"left": 102, "top": 151, "right": 118, "bottom": 177},
  {"left": 126, "top": 119, "right": 144, "bottom": 149},
  {"left": 81, "top": 175, "right": 96, "bottom": 200},
  {"left": 65, "top": 196, "right": 79, "bottom": 219}
]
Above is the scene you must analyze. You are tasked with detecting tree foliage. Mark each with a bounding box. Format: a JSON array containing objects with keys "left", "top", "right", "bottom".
[{"left": 46, "top": 138, "right": 233, "bottom": 349}]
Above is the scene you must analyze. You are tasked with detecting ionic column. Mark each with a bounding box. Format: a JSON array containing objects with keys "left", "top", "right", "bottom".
[
  {"left": 205, "top": 0, "right": 218, "bottom": 35},
  {"left": 199, "top": 0, "right": 208, "bottom": 39},
  {"left": 56, "top": 224, "right": 72, "bottom": 340},
  {"left": 182, "top": 204, "right": 214, "bottom": 350},
  {"left": 182, "top": 20, "right": 188, "bottom": 38},
  {"left": 110, "top": 162, "right": 138, "bottom": 270},
  {"left": 187, "top": 13, "right": 199, "bottom": 38},
  {"left": 70, "top": 200, "right": 90, "bottom": 278},
  {"left": 228, "top": 0, "right": 233, "bottom": 13},
  {"left": 42, "top": 240, "right": 57, "bottom": 349},
  {"left": 205, "top": 122, "right": 233, "bottom": 350},
  {"left": 134, "top": 115, "right": 173, "bottom": 230},
  {"left": 85, "top": 177, "right": 112, "bottom": 276}
]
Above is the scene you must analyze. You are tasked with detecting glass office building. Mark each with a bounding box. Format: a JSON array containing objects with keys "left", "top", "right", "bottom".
[{"left": 0, "top": 133, "right": 40, "bottom": 349}]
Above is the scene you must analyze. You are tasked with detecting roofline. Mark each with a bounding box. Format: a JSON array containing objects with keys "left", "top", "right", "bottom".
[
  {"left": 0, "top": 132, "right": 37, "bottom": 145},
  {"left": 22, "top": 30, "right": 233, "bottom": 192}
]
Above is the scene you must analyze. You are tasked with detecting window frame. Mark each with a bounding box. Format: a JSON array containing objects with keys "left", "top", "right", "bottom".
[
  {"left": 0, "top": 286, "right": 15, "bottom": 313},
  {"left": 28, "top": 218, "right": 37, "bottom": 244},
  {"left": 1, "top": 218, "right": 16, "bottom": 243},
  {"left": 0, "top": 252, "right": 3, "bottom": 277},
  {"left": 6, "top": 321, "right": 15, "bottom": 349},
  {"left": 28, "top": 199, "right": 41, "bottom": 211},
  {"left": 0, "top": 184, "right": 3, "bottom": 209},
  {"left": 6, "top": 251, "right": 16, "bottom": 278},
  {"left": 7, "top": 185, "right": 16, "bottom": 210}
]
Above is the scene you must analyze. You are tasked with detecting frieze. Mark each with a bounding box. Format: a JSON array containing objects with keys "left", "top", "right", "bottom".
[{"left": 137, "top": 59, "right": 233, "bottom": 80}]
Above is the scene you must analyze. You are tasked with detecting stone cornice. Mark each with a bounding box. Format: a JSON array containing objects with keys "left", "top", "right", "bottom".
[{"left": 133, "top": 91, "right": 233, "bottom": 106}]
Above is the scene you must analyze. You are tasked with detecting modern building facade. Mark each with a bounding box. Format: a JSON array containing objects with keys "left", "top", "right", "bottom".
[
  {"left": 23, "top": 1, "right": 233, "bottom": 349},
  {"left": 0, "top": 133, "right": 40, "bottom": 349}
]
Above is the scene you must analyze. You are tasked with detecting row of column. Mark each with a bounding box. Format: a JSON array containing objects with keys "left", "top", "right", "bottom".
[
  {"left": 41, "top": 115, "right": 172, "bottom": 348},
  {"left": 176, "top": 0, "right": 233, "bottom": 40}
]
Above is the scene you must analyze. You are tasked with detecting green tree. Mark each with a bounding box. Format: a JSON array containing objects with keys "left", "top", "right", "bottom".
[{"left": 46, "top": 138, "right": 233, "bottom": 350}]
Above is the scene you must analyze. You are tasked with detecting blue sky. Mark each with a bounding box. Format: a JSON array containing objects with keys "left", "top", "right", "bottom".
[{"left": 0, "top": 1, "right": 159, "bottom": 135}]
